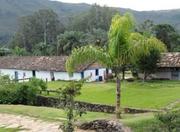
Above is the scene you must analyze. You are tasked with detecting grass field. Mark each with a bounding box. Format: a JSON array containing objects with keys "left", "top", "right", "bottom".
[
  {"left": 47, "top": 80, "right": 180, "bottom": 109},
  {"left": 0, "top": 105, "right": 114, "bottom": 122},
  {"left": 0, "top": 127, "right": 22, "bottom": 132}
]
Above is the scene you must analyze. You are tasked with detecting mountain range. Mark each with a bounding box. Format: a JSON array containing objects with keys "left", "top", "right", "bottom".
[{"left": 0, "top": 0, "right": 180, "bottom": 44}]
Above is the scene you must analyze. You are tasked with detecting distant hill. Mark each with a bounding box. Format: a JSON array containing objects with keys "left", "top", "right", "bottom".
[
  {"left": 0, "top": 0, "right": 90, "bottom": 44},
  {"left": 0, "top": 0, "right": 180, "bottom": 44}
]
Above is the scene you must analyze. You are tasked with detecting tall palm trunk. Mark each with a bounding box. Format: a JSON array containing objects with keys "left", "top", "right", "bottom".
[{"left": 116, "top": 75, "right": 121, "bottom": 118}]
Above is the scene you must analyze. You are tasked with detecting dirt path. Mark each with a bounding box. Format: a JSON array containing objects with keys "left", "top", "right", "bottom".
[
  {"left": 0, "top": 113, "right": 61, "bottom": 132},
  {"left": 164, "top": 99, "right": 180, "bottom": 110}
]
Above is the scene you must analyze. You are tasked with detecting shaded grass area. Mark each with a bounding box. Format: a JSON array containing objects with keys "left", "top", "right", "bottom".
[
  {"left": 0, "top": 105, "right": 155, "bottom": 132},
  {"left": 47, "top": 80, "right": 180, "bottom": 109},
  {"left": 0, "top": 105, "right": 114, "bottom": 122},
  {"left": 0, "top": 127, "right": 22, "bottom": 132}
]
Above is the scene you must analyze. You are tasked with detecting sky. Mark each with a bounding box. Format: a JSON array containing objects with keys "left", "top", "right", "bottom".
[{"left": 54, "top": 0, "right": 180, "bottom": 11}]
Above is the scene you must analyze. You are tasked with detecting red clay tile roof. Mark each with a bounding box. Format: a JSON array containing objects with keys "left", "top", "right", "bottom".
[
  {"left": 0, "top": 56, "right": 93, "bottom": 72},
  {"left": 158, "top": 52, "right": 180, "bottom": 68}
]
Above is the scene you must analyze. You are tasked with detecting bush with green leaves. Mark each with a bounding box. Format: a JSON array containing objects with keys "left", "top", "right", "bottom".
[
  {"left": 0, "top": 75, "right": 47, "bottom": 105},
  {"left": 29, "top": 78, "right": 47, "bottom": 91},
  {"left": 147, "top": 110, "right": 180, "bottom": 132},
  {"left": 0, "top": 75, "right": 17, "bottom": 104},
  {"left": 58, "top": 80, "right": 86, "bottom": 132},
  {"left": 16, "top": 83, "right": 38, "bottom": 105}
]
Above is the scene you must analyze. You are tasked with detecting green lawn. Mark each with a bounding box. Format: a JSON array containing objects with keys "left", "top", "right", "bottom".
[
  {"left": 47, "top": 80, "right": 180, "bottom": 109},
  {"left": 0, "top": 127, "right": 22, "bottom": 132},
  {"left": 0, "top": 105, "right": 114, "bottom": 122}
]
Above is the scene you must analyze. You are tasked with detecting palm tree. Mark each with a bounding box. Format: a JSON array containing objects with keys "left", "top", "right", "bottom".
[{"left": 66, "top": 13, "right": 166, "bottom": 118}]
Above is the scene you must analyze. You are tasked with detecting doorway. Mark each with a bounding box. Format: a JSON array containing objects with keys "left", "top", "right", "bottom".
[
  {"left": 50, "top": 72, "right": 55, "bottom": 81},
  {"left": 32, "top": 70, "right": 36, "bottom": 77},
  {"left": 14, "top": 71, "right": 18, "bottom": 81}
]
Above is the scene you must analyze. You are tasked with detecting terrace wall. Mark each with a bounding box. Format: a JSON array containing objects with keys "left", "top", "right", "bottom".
[{"left": 35, "top": 96, "right": 159, "bottom": 114}]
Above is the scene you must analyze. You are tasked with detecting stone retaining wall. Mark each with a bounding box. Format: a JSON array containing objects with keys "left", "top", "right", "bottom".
[
  {"left": 35, "top": 96, "right": 159, "bottom": 114},
  {"left": 35, "top": 96, "right": 115, "bottom": 113}
]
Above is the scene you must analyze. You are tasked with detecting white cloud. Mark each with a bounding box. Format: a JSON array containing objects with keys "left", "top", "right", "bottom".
[{"left": 53, "top": 0, "right": 180, "bottom": 11}]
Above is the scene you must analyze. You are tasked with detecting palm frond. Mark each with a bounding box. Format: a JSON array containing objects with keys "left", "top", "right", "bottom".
[
  {"left": 66, "top": 45, "right": 111, "bottom": 74},
  {"left": 108, "top": 13, "right": 134, "bottom": 66}
]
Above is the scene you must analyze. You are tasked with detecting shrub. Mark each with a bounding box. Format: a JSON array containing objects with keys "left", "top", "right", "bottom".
[
  {"left": 0, "top": 75, "right": 47, "bottom": 105},
  {"left": 0, "top": 84, "right": 18, "bottom": 104},
  {"left": 147, "top": 110, "right": 180, "bottom": 132},
  {"left": 29, "top": 78, "right": 47, "bottom": 91},
  {"left": 59, "top": 80, "right": 86, "bottom": 132},
  {"left": 155, "top": 110, "right": 180, "bottom": 132},
  {"left": 16, "top": 83, "right": 38, "bottom": 105},
  {"left": 0, "top": 75, "right": 17, "bottom": 104}
]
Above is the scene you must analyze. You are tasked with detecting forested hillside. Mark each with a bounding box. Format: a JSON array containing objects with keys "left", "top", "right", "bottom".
[
  {"left": 0, "top": 0, "right": 180, "bottom": 45},
  {"left": 0, "top": 0, "right": 90, "bottom": 44}
]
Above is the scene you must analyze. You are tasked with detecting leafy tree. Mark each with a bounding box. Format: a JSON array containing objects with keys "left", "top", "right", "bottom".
[
  {"left": 136, "top": 49, "right": 161, "bottom": 80},
  {"left": 153, "top": 24, "right": 180, "bottom": 51},
  {"left": 0, "top": 47, "right": 11, "bottom": 56},
  {"left": 130, "top": 33, "right": 166, "bottom": 81},
  {"left": 12, "top": 46, "right": 28, "bottom": 56},
  {"left": 57, "top": 31, "right": 86, "bottom": 55},
  {"left": 10, "top": 9, "right": 64, "bottom": 53},
  {"left": 136, "top": 19, "right": 154, "bottom": 37},
  {"left": 69, "top": 4, "right": 117, "bottom": 32},
  {"left": 173, "top": 44, "right": 180, "bottom": 52},
  {"left": 32, "top": 42, "right": 54, "bottom": 56},
  {"left": 85, "top": 28, "right": 108, "bottom": 47}
]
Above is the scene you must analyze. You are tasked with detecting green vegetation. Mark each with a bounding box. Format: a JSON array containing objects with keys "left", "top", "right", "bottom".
[
  {"left": 153, "top": 24, "right": 180, "bottom": 52},
  {"left": 0, "top": 75, "right": 47, "bottom": 105},
  {"left": 66, "top": 13, "right": 137, "bottom": 118},
  {"left": 0, "top": 0, "right": 180, "bottom": 45},
  {"left": 0, "top": 127, "right": 22, "bottom": 132},
  {"left": 47, "top": 80, "right": 180, "bottom": 109},
  {"left": 58, "top": 81, "right": 86, "bottom": 132},
  {"left": 65, "top": 13, "right": 166, "bottom": 118},
  {"left": 131, "top": 33, "right": 166, "bottom": 80},
  {"left": 0, "top": 0, "right": 180, "bottom": 53},
  {"left": 0, "top": 105, "right": 113, "bottom": 122},
  {"left": 1, "top": 105, "right": 179, "bottom": 132},
  {"left": 0, "top": 105, "right": 155, "bottom": 131}
]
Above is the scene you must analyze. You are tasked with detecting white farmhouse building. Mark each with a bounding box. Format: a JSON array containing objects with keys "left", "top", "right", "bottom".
[
  {"left": 0, "top": 56, "right": 110, "bottom": 82},
  {"left": 154, "top": 52, "right": 180, "bottom": 80},
  {"left": 139, "top": 52, "right": 180, "bottom": 80}
]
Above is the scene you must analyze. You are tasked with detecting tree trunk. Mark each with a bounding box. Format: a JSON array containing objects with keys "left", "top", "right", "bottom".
[
  {"left": 143, "top": 71, "right": 146, "bottom": 82},
  {"left": 122, "top": 68, "right": 125, "bottom": 80},
  {"left": 116, "top": 76, "right": 121, "bottom": 119}
]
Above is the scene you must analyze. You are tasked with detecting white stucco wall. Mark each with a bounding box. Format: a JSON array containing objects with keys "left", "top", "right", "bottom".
[
  {"left": 0, "top": 69, "right": 33, "bottom": 80},
  {"left": 83, "top": 68, "right": 107, "bottom": 82},
  {"left": 152, "top": 72, "right": 172, "bottom": 79},
  {"left": 54, "top": 72, "right": 81, "bottom": 81},
  {"left": 0, "top": 68, "right": 111, "bottom": 82},
  {"left": 35, "top": 71, "right": 51, "bottom": 81},
  {"left": 138, "top": 71, "right": 180, "bottom": 80}
]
